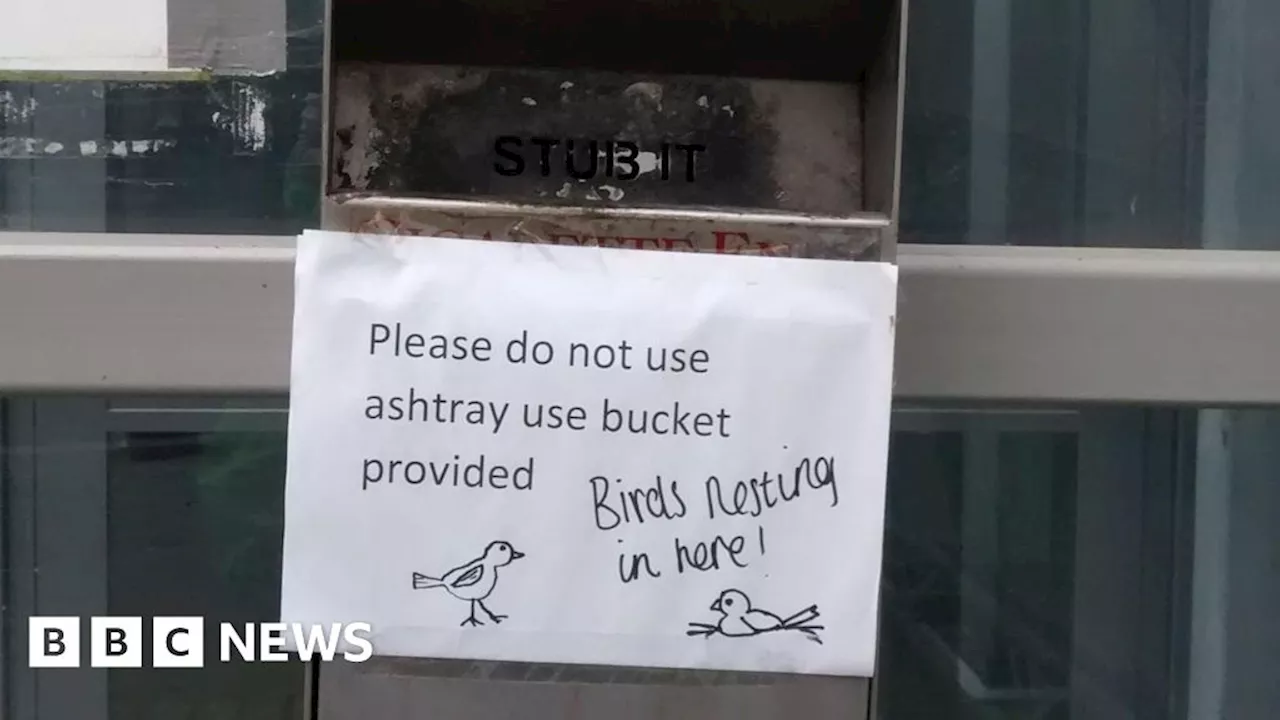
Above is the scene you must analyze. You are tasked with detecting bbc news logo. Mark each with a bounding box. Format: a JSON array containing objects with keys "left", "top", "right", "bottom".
[{"left": 29, "top": 617, "right": 373, "bottom": 668}]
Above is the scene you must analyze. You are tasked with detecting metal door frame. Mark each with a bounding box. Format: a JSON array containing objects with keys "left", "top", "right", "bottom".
[{"left": 4, "top": 233, "right": 1280, "bottom": 720}]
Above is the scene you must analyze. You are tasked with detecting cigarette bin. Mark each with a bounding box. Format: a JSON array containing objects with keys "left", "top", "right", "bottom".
[
  {"left": 320, "top": 0, "right": 906, "bottom": 264},
  {"left": 315, "top": 0, "right": 907, "bottom": 715}
]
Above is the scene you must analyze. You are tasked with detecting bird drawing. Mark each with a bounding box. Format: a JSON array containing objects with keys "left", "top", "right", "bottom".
[
  {"left": 687, "top": 589, "right": 824, "bottom": 644},
  {"left": 412, "top": 540, "right": 525, "bottom": 627}
]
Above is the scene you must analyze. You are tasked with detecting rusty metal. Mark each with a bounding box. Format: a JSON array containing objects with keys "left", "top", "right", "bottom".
[{"left": 326, "top": 194, "right": 885, "bottom": 260}]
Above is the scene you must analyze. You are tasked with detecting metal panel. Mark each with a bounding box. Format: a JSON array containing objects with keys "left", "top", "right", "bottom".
[
  {"left": 330, "top": 64, "right": 864, "bottom": 214},
  {"left": 325, "top": 196, "right": 885, "bottom": 259},
  {"left": 321, "top": 0, "right": 904, "bottom": 265},
  {"left": 323, "top": 61, "right": 894, "bottom": 261},
  {"left": 0, "top": 233, "right": 294, "bottom": 393},
  {"left": 327, "top": 0, "right": 893, "bottom": 82},
  {"left": 3, "top": 234, "right": 1280, "bottom": 404},
  {"left": 862, "top": 0, "right": 909, "bottom": 257},
  {"left": 317, "top": 659, "right": 867, "bottom": 720},
  {"left": 892, "top": 244, "right": 1280, "bottom": 403}
]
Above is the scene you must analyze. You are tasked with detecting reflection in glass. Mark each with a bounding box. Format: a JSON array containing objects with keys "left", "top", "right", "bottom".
[
  {"left": 880, "top": 414, "right": 1083, "bottom": 719},
  {"left": 878, "top": 408, "right": 1280, "bottom": 719},
  {"left": 900, "top": 0, "right": 1280, "bottom": 250},
  {"left": 0, "top": 0, "right": 322, "bottom": 234},
  {"left": 105, "top": 430, "right": 300, "bottom": 720},
  {"left": 7, "top": 399, "right": 1280, "bottom": 720}
]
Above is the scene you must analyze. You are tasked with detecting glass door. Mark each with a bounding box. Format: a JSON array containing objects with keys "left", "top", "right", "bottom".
[{"left": 3, "top": 396, "right": 306, "bottom": 720}]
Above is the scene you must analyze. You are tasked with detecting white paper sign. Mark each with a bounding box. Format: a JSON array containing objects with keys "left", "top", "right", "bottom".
[{"left": 281, "top": 230, "right": 898, "bottom": 677}]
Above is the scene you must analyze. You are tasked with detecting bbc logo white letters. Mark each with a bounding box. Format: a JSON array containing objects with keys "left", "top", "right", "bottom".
[
  {"left": 153, "top": 617, "right": 204, "bottom": 668},
  {"left": 91, "top": 616, "right": 143, "bottom": 667},
  {"left": 31, "top": 617, "right": 201, "bottom": 668},
  {"left": 29, "top": 617, "right": 374, "bottom": 667},
  {"left": 28, "top": 617, "right": 80, "bottom": 668}
]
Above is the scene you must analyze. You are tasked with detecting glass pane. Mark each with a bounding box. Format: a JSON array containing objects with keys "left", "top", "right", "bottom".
[
  {"left": 0, "top": 0, "right": 323, "bottom": 234},
  {"left": 882, "top": 420, "right": 1079, "bottom": 717},
  {"left": 7, "top": 398, "right": 1280, "bottom": 719},
  {"left": 1, "top": 397, "right": 301, "bottom": 720},
  {"left": 879, "top": 407, "right": 1280, "bottom": 719},
  {"left": 106, "top": 430, "right": 298, "bottom": 720},
  {"left": 900, "top": 0, "right": 1280, "bottom": 250}
]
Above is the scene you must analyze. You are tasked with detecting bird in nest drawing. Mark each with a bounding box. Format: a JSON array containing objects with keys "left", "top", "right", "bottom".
[
  {"left": 687, "top": 588, "right": 824, "bottom": 644},
  {"left": 412, "top": 540, "right": 525, "bottom": 627}
]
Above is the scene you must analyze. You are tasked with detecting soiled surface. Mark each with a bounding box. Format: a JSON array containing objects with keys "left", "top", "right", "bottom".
[
  {"left": 330, "top": 63, "right": 864, "bottom": 216},
  {"left": 325, "top": 198, "right": 884, "bottom": 261}
]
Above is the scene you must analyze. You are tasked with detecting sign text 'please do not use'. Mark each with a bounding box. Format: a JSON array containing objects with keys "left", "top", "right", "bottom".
[{"left": 281, "top": 230, "right": 898, "bottom": 677}]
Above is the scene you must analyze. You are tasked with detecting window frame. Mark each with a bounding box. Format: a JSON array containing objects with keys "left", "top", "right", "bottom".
[
  {"left": 4, "top": 230, "right": 1278, "bottom": 720},
  {"left": 2, "top": 232, "right": 1279, "bottom": 404}
]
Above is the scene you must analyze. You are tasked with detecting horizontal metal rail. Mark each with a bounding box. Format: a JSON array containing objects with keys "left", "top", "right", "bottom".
[{"left": 2, "top": 233, "right": 1279, "bottom": 405}]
